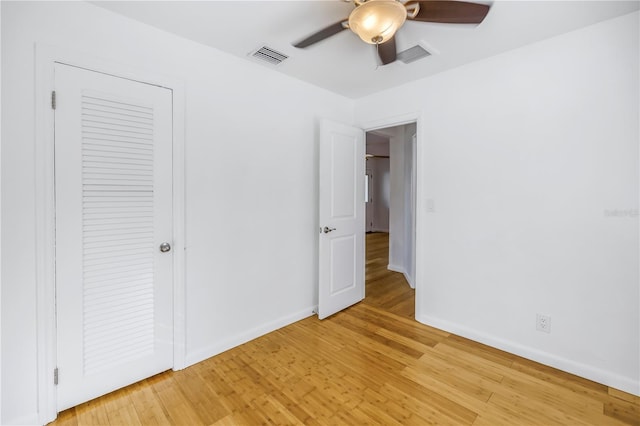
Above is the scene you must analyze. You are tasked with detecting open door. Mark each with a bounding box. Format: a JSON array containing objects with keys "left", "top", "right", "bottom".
[{"left": 318, "top": 119, "right": 365, "bottom": 319}]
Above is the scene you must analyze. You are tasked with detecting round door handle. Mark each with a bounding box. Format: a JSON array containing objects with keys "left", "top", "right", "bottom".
[
  {"left": 323, "top": 226, "right": 336, "bottom": 234},
  {"left": 159, "top": 242, "right": 171, "bottom": 253}
]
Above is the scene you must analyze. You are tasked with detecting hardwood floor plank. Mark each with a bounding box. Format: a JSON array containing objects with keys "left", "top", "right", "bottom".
[
  {"left": 356, "top": 399, "right": 406, "bottom": 426},
  {"left": 610, "top": 388, "right": 640, "bottom": 405},
  {"left": 408, "top": 355, "right": 496, "bottom": 402},
  {"left": 497, "top": 374, "right": 606, "bottom": 419},
  {"left": 348, "top": 305, "right": 445, "bottom": 347},
  {"left": 329, "top": 405, "right": 384, "bottom": 425},
  {"left": 209, "top": 414, "right": 242, "bottom": 426},
  {"left": 105, "top": 403, "right": 142, "bottom": 426},
  {"left": 150, "top": 374, "right": 206, "bottom": 425},
  {"left": 332, "top": 311, "right": 424, "bottom": 360},
  {"left": 52, "top": 408, "right": 79, "bottom": 426},
  {"left": 511, "top": 357, "right": 610, "bottom": 401},
  {"left": 357, "top": 302, "right": 449, "bottom": 337},
  {"left": 430, "top": 340, "right": 506, "bottom": 383},
  {"left": 400, "top": 366, "right": 492, "bottom": 415},
  {"left": 357, "top": 387, "right": 427, "bottom": 424},
  {"left": 245, "top": 395, "right": 300, "bottom": 425},
  {"left": 74, "top": 400, "right": 110, "bottom": 426},
  {"left": 101, "top": 390, "right": 143, "bottom": 426},
  {"left": 378, "top": 381, "right": 477, "bottom": 425},
  {"left": 439, "top": 334, "right": 517, "bottom": 367},
  {"left": 373, "top": 324, "right": 435, "bottom": 354},
  {"left": 487, "top": 391, "right": 594, "bottom": 425},
  {"left": 604, "top": 399, "right": 640, "bottom": 426},
  {"left": 127, "top": 380, "right": 172, "bottom": 425},
  {"left": 172, "top": 366, "right": 230, "bottom": 424}
]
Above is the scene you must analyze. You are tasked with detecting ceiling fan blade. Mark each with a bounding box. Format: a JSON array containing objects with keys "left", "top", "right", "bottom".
[
  {"left": 377, "top": 37, "right": 397, "bottom": 65},
  {"left": 406, "top": 1, "right": 490, "bottom": 24},
  {"left": 293, "top": 20, "right": 349, "bottom": 48}
]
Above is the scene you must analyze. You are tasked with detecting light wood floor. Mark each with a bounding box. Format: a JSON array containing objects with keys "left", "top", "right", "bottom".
[{"left": 53, "top": 232, "right": 639, "bottom": 425}]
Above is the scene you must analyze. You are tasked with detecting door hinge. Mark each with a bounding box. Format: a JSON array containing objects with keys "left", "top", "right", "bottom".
[
  {"left": 54, "top": 367, "right": 59, "bottom": 385},
  {"left": 51, "top": 91, "right": 57, "bottom": 110}
]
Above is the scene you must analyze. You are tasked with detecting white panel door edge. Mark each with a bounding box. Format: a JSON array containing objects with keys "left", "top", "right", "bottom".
[{"left": 318, "top": 119, "right": 365, "bottom": 319}]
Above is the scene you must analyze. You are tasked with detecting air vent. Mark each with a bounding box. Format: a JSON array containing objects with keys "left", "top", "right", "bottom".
[
  {"left": 251, "top": 46, "right": 289, "bottom": 65},
  {"left": 397, "top": 45, "right": 431, "bottom": 64}
]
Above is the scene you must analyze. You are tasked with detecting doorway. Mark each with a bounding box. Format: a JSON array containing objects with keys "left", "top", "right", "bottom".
[{"left": 364, "top": 122, "right": 417, "bottom": 317}]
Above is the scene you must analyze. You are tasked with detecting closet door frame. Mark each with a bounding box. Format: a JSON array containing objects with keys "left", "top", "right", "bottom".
[{"left": 34, "top": 44, "right": 186, "bottom": 425}]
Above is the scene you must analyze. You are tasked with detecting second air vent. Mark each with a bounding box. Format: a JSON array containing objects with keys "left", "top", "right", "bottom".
[
  {"left": 251, "top": 46, "right": 289, "bottom": 65},
  {"left": 397, "top": 45, "right": 431, "bottom": 64}
]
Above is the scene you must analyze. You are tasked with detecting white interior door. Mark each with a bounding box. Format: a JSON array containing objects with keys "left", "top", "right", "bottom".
[
  {"left": 54, "top": 63, "right": 173, "bottom": 410},
  {"left": 318, "top": 119, "right": 365, "bottom": 319}
]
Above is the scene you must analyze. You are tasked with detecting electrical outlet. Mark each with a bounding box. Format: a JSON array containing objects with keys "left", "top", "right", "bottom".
[{"left": 536, "top": 314, "right": 551, "bottom": 333}]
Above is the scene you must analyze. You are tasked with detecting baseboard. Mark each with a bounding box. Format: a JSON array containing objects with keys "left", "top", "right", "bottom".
[
  {"left": 371, "top": 228, "right": 389, "bottom": 233},
  {"left": 387, "top": 264, "right": 404, "bottom": 273},
  {"left": 184, "top": 306, "right": 316, "bottom": 368},
  {"left": 387, "top": 264, "right": 415, "bottom": 289},
  {"left": 403, "top": 272, "right": 415, "bottom": 289},
  {"left": 416, "top": 313, "right": 640, "bottom": 396}
]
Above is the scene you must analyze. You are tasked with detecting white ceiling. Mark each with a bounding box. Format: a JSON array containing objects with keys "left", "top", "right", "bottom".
[{"left": 93, "top": 1, "right": 639, "bottom": 99}]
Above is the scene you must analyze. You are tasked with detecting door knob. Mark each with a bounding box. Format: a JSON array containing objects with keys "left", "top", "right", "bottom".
[
  {"left": 159, "top": 242, "right": 171, "bottom": 253},
  {"left": 323, "top": 226, "right": 336, "bottom": 234}
]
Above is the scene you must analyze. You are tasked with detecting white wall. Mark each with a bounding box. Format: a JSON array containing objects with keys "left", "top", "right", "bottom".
[
  {"left": 388, "top": 127, "right": 407, "bottom": 272},
  {"left": 356, "top": 11, "right": 639, "bottom": 395},
  {"left": 403, "top": 128, "right": 416, "bottom": 287},
  {"left": 1, "top": 2, "right": 354, "bottom": 423}
]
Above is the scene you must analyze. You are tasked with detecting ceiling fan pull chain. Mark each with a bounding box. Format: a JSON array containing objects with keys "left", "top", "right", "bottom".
[{"left": 375, "top": 41, "right": 380, "bottom": 70}]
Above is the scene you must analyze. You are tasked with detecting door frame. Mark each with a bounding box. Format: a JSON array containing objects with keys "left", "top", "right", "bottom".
[
  {"left": 358, "top": 112, "right": 423, "bottom": 319},
  {"left": 34, "top": 44, "right": 186, "bottom": 424}
]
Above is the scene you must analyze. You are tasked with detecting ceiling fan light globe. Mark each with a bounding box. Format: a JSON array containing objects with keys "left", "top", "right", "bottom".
[{"left": 348, "top": 0, "right": 407, "bottom": 44}]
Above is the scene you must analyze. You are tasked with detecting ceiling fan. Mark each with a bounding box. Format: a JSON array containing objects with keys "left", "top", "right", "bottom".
[{"left": 293, "top": 0, "right": 491, "bottom": 65}]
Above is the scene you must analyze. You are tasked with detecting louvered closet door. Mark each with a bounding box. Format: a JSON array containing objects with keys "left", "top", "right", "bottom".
[{"left": 54, "top": 63, "right": 173, "bottom": 411}]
